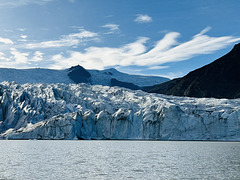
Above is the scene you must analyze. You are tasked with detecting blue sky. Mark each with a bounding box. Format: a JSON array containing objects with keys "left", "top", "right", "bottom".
[{"left": 0, "top": 0, "right": 240, "bottom": 78}]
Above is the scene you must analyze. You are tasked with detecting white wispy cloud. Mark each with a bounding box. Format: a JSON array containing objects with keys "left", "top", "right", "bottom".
[
  {"left": 17, "top": 28, "right": 26, "bottom": 32},
  {"left": 50, "top": 27, "right": 240, "bottom": 70},
  {"left": 195, "top": 26, "right": 211, "bottom": 37},
  {"left": 0, "top": 51, "right": 12, "bottom": 62},
  {"left": 0, "top": 52, "right": 8, "bottom": 61},
  {"left": 51, "top": 37, "right": 148, "bottom": 69},
  {"left": 31, "top": 51, "right": 44, "bottom": 62},
  {"left": 148, "top": 66, "right": 169, "bottom": 70},
  {"left": 0, "top": 49, "right": 44, "bottom": 68},
  {"left": 135, "top": 14, "right": 152, "bottom": 23},
  {"left": 18, "top": 34, "right": 28, "bottom": 42},
  {"left": 0, "top": 0, "right": 54, "bottom": 7},
  {"left": 102, "top": 24, "right": 120, "bottom": 34},
  {"left": 10, "top": 48, "right": 29, "bottom": 64},
  {"left": 0, "top": 37, "right": 14, "bottom": 44},
  {"left": 21, "top": 35, "right": 27, "bottom": 39},
  {"left": 26, "top": 38, "right": 78, "bottom": 49},
  {"left": 26, "top": 29, "right": 98, "bottom": 49}
]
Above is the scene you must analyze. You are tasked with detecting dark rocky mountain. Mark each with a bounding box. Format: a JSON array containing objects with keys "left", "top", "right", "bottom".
[
  {"left": 67, "top": 65, "right": 91, "bottom": 83},
  {"left": 144, "top": 43, "right": 240, "bottom": 99}
]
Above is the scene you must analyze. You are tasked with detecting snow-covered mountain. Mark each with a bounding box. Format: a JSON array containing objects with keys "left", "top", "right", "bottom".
[
  {"left": 0, "top": 66, "right": 169, "bottom": 89},
  {"left": 0, "top": 82, "right": 239, "bottom": 140},
  {"left": 0, "top": 68, "right": 72, "bottom": 84},
  {"left": 88, "top": 68, "right": 169, "bottom": 87}
]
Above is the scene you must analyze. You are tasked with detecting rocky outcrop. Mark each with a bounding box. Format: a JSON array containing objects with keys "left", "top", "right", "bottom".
[{"left": 0, "top": 82, "right": 239, "bottom": 140}]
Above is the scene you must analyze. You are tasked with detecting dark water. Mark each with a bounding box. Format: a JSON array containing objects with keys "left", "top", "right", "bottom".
[{"left": 0, "top": 140, "right": 239, "bottom": 180}]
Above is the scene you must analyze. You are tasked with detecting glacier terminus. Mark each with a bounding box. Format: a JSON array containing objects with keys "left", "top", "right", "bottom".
[{"left": 0, "top": 81, "right": 239, "bottom": 141}]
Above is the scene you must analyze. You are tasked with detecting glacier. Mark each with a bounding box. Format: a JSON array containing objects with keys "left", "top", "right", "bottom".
[{"left": 0, "top": 81, "right": 239, "bottom": 141}]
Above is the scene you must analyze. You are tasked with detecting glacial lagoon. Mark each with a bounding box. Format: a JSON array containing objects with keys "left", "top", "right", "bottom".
[{"left": 0, "top": 140, "right": 239, "bottom": 180}]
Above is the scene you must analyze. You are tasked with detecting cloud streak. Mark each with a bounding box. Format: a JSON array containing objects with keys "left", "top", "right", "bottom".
[
  {"left": 26, "top": 29, "right": 98, "bottom": 49},
  {"left": 102, "top": 24, "right": 120, "bottom": 34},
  {"left": 0, "top": 0, "right": 54, "bottom": 7},
  {"left": 0, "top": 37, "right": 14, "bottom": 44},
  {"left": 51, "top": 27, "right": 240, "bottom": 70}
]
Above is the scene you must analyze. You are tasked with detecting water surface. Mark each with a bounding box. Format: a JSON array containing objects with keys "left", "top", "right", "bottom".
[{"left": 0, "top": 140, "right": 239, "bottom": 179}]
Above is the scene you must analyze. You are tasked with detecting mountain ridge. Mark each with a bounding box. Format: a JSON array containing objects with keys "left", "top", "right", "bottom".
[{"left": 144, "top": 43, "right": 240, "bottom": 99}]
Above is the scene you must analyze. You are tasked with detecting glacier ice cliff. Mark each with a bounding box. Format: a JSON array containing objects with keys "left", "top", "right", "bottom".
[{"left": 0, "top": 81, "right": 239, "bottom": 141}]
